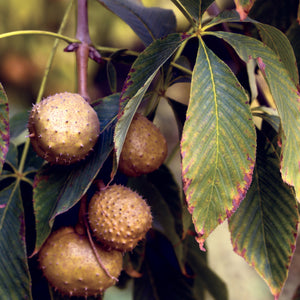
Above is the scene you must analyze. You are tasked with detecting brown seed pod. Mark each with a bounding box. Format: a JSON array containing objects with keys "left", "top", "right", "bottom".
[
  {"left": 88, "top": 184, "right": 152, "bottom": 252},
  {"left": 118, "top": 113, "right": 168, "bottom": 177},
  {"left": 39, "top": 226, "right": 123, "bottom": 297},
  {"left": 28, "top": 92, "right": 100, "bottom": 165}
]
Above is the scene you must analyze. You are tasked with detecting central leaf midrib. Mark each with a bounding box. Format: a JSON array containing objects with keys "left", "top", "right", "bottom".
[{"left": 199, "top": 38, "right": 219, "bottom": 219}]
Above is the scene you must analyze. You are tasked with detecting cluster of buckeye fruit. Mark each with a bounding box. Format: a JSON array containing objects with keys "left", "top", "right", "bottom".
[{"left": 28, "top": 92, "right": 168, "bottom": 297}]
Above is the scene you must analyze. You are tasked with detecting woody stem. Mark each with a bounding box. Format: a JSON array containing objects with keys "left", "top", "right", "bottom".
[{"left": 75, "top": 0, "right": 91, "bottom": 102}]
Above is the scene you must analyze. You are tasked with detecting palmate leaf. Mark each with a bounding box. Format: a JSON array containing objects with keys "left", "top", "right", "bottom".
[
  {"left": 0, "top": 181, "right": 32, "bottom": 299},
  {"left": 97, "top": 0, "right": 176, "bottom": 46},
  {"left": 0, "top": 83, "right": 9, "bottom": 175},
  {"left": 209, "top": 31, "right": 300, "bottom": 201},
  {"left": 114, "top": 33, "right": 191, "bottom": 169},
  {"left": 33, "top": 94, "right": 119, "bottom": 251},
  {"left": 181, "top": 37, "right": 256, "bottom": 250},
  {"left": 229, "top": 125, "right": 299, "bottom": 299}
]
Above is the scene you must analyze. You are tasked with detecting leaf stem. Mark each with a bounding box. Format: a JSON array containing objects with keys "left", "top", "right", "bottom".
[
  {"left": 0, "top": 30, "right": 78, "bottom": 44},
  {"left": 93, "top": 45, "right": 139, "bottom": 57},
  {"left": 80, "top": 192, "right": 118, "bottom": 281},
  {"left": 18, "top": 0, "right": 75, "bottom": 174},
  {"left": 170, "top": 62, "right": 193, "bottom": 76}
]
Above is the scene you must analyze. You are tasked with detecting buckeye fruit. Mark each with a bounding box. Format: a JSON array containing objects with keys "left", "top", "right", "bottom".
[
  {"left": 28, "top": 92, "right": 100, "bottom": 165},
  {"left": 88, "top": 184, "right": 152, "bottom": 252},
  {"left": 39, "top": 226, "right": 123, "bottom": 297},
  {"left": 119, "top": 113, "right": 167, "bottom": 177}
]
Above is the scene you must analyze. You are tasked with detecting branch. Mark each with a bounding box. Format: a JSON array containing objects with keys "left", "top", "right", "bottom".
[{"left": 75, "top": 0, "right": 91, "bottom": 102}]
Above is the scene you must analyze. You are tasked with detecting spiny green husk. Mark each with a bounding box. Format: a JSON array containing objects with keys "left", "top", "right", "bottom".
[
  {"left": 39, "top": 227, "right": 123, "bottom": 297},
  {"left": 88, "top": 184, "right": 152, "bottom": 252},
  {"left": 28, "top": 92, "right": 100, "bottom": 165},
  {"left": 119, "top": 113, "right": 168, "bottom": 177}
]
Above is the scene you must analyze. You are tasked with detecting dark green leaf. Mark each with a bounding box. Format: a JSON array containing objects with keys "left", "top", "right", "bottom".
[
  {"left": 209, "top": 31, "right": 300, "bottom": 201},
  {"left": 127, "top": 172, "right": 184, "bottom": 271},
  {"left": 229, "top": 124, "right": 299, "bottom": 298},
  {"left": 107, "top": 60, "right": 117, "bottom": 93},
  {"left": 9, "top": 110, "right": 29, "bottom": 144},
  {"left": 33, "top": 164, "right": 73, "bottom": 252},
  {"left": 172, "top": 0, "right": 213, "bottom": 25},
  {"left": 147, "top": 165, "right": 184, "bottom": 238},
  {"left": 175, "top": 0, "right": 200, "bottom": 24},
  {"left": 0, "top": 181, "right": 32, "bottom": 299},
  {"left": 255, "top": 22, "right": 299, "bottom": 85},
  {"left": 205, "top": 10, "right": 299, "bottom": 85},
  {"left": 251, "top": 108, "right": 280, "bottom": 133},
  {"left": 249, "top": 0, "right": 298, "bottom": 32},
  {"left": 97, "top": 0, "right": 176, "bottom": 46},
  {"left": 134, "top": 232, "right": 196, "bottom": 300},
  {"left": 184, "top": 234, "right": 228, "bottom": 300},
  {"left": 4, "top": 143, "right": 18, "bottom": 171},
  {"left": 181, "top": 37, "right": 256, "bottom": 250},
  {"left": 115, "top": 33, "right": 191, "bottom": 169},
  {"left": 33, "top": 94, "right": 120, "bottom": 251},
  {"left": 0, "top": 83, "right": 9, "bottom": 175},
  {"left": 286, "top": 20, "right": 300, "bottom": 81}
]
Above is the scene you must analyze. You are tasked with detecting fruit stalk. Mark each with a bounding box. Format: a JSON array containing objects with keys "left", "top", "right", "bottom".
[
  {"left": 75, "top": 0, "right": 91, "bottom": 102},
  {"left": 77, "top": 191, "right": 118, "bottom": 281}
]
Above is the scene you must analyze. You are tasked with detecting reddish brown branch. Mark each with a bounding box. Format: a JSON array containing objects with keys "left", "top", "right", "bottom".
[{"left": 75, "top": 0, "right": 91, "bottom": 102}]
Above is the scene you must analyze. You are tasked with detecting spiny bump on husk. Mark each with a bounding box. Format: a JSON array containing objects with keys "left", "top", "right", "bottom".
[
  {"left": 118, "top": 113, "right": 168, "bottom": 177},
  {"left": 88, "top": 184, "right": 152, "bottom": 252},
  {"left": 28, "top": 92, "right": 100, "bottom": 165},
  {"left": 38, "top": 226, "right": 123, "bottom": 297}
]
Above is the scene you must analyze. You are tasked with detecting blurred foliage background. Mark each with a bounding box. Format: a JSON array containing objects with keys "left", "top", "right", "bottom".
[
  {"left": 0, "top": 0, "right": 299, "bottom": 299},
  {"left": 0, "top": 0, "right": 189, "bottom": 117}
]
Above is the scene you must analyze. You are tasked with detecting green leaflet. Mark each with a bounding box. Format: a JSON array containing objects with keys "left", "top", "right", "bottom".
[
  {"left": 97, "top": 0, "right": 176, "bottom": 46},
  {"left": 0, "top": 182, "right": 32, "bottom": 299},
  {"left": 181, "top": 37, "right": 256, "bottom": 250},
  {"left": 209, "top": 31, "right": 300, "bottom": 201},
  {"left": 127, "top": 166, "right": 184, "bottom": 272},
  {"left": 204, "top": 10, "right": 299, "bottom": 85},
  {"left": 173, "top": 0, "right": 214, "bottom": 25},
  {"left": 114, "top": 33, "right": 191, "bottom": 172},
  {"left": 229, "top": 124, "right": 299, "bottom": 298},
  {"left": 255, "top": 22, "right": 299, "bottom": 85}
]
